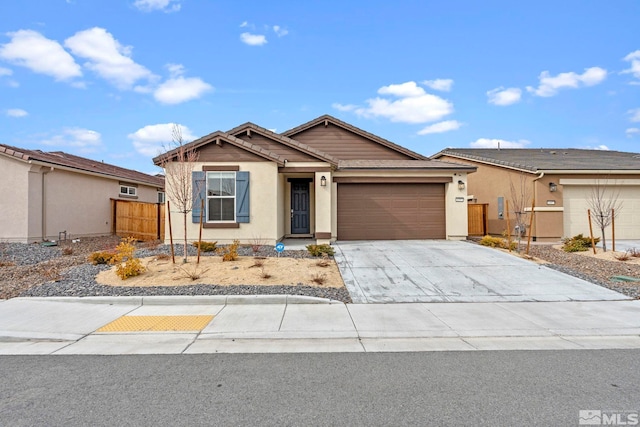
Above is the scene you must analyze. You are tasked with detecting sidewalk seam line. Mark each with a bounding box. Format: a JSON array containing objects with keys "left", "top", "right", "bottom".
[{"left": 345, "top": 305, "right": 366, "bottom": 352}]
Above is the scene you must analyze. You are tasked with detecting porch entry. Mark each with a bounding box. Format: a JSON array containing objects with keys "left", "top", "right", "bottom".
[{"left": 290, "top": 179, "right": 310, "bottom": 234}]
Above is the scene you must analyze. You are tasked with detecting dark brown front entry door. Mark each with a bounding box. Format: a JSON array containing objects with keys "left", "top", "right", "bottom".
[{"left": 291, "top": 181, "right": 310, "bottom": 234}]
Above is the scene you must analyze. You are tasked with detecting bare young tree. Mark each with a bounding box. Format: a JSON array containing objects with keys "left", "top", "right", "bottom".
[
  {"left": 509, "top": 173, "right": 531, "bottom": 250},
  {"left": 158, "top": 124, "right": 199, "bottom": 263},
  {"left": 588, "top": 178, "right": 622, "bottom": 252}
]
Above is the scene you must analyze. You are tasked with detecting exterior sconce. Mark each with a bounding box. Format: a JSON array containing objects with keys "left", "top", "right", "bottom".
[
  {"left": 549, "top": 182, "right": 557, "bottom": 192},
  {"left": 458, "top": 180, "right": 465, "bottom": 190},
  {"left": 320, "top": 176, "right": 327, "bottom": 187}
]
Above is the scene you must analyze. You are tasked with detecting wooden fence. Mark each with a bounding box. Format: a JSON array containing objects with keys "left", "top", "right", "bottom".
[
  {"left": 468, "top": 203, "right": 488, "bottom": 236},
  {"left": 111, "top": 199, "right": 165, "bottom": 241}
]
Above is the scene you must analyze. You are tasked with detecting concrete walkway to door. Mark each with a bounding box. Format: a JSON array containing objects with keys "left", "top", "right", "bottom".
[{"left": 333, "top": 240, "right": 628, "bottom": 303}]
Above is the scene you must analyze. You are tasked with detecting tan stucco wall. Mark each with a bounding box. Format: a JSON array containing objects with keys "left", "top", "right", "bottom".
[
  {"left": 0, "top": 155, "right": 160, "bottom": 243},
  {"left": 0, "top": 157, "right": 30, "bottom": 242},
  {"left": 164, "top": 161, "right": 279, "bottom": 245},
  {"left": 314, "top": 171, "right": 332, "bottom": 244}
]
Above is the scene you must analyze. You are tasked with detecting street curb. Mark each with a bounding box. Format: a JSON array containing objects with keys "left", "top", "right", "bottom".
[{"left": 11, "top": 295, "right": 340, "bottom": 305}]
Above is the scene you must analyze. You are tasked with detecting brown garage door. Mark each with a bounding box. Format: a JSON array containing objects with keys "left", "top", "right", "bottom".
[{"left": 337, "top": 183, "right": 446, "bottom": 240}]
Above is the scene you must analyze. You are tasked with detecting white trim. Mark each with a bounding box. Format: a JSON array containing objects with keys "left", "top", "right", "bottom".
[
  {"left": 559, "top": 178, "right": 640, "bottom": 185},
  {"left": 545, "top": 170, "right": 640, "bottom": 174},
  {"left": 525, "top": 206, "right": 564, "bottom": 212}
]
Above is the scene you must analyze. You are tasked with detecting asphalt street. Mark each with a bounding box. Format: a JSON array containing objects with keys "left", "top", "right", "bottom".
[{"left": 1, "top": 350, "right": 638, "bottom": 426}]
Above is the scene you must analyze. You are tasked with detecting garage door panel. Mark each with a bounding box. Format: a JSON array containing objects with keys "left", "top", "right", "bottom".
[
  {"left": 338, "top": 183, "right": 445, "bottom": 240},
  {"left": 563, "top": 185, "right": 640, "bottom": 239}
]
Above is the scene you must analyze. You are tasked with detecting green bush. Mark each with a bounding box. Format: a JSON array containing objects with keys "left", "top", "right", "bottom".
[
  {"left": 192, "top": 241, "right": 218, "bottom": 252},
  {"left": 478, "top": 235, "right": 517, "bottom": 251},
  {"left": 561, "top": 234, "right": 600, "bottom": 252},
  {"left": 306, "top": 244, "right": 335, "bottom": 257}
]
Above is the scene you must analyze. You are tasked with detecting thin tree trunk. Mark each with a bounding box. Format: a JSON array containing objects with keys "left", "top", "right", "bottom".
[{"left": 183, "top": 212, "right": 188, "bottom": 263}]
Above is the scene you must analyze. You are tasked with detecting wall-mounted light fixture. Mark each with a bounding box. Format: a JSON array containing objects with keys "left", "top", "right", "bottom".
[
  {"left": 458, "top": 180, "right": 465, "bottom": 190},
  {"left": 549, "top": 182, "right": 557, "bottom": 192},
  {"left": 320, "top": 176, "right": 327, "bottom": 187}
]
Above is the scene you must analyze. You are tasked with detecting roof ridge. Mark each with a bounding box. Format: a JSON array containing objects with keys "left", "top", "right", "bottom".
[{"left": 281, "top": 114, "right": 428, "bottom": 160}]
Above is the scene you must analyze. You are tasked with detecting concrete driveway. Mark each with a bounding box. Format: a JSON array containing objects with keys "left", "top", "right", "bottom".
[{"left": 333, "top": 240, "right": 628, "bottom": 303}]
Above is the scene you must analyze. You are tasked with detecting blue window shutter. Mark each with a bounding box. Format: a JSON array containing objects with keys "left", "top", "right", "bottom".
[
  {"left": 192, "top": 171, "right": 206, "bottom": 223},
  {"left": 236, "top": 171, "right": 250, "bottom": 223}
]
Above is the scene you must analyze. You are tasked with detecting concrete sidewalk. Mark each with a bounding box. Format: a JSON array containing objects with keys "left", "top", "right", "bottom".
[{"left": 1, "top": 296, "right": 640, "bottom": 354}]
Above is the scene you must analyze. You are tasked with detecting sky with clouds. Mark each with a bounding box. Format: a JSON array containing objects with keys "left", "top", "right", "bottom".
[{"left": 1, "top": 0, "right": 639, "bottom": 173}]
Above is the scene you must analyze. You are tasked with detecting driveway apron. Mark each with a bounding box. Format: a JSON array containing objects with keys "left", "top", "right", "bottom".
[{"left": 333, "top": 240, "right": 628, "bottom": 303}]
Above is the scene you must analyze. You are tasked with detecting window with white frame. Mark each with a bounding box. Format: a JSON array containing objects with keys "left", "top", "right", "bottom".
[
  {"left": 119, "top": 185, "right": 137, "bottom": 196},
  {"left": 206, "top": 171, "right": 235, "bottom": 221}
]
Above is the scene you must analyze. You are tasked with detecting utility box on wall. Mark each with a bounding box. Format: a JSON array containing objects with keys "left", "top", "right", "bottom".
[{"left": 497, "top": 196, "right": 504, "bottom": 220}]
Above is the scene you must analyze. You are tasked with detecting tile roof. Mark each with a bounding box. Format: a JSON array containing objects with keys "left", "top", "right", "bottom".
[
  {"left": 281, "top": 114, "right": 429, "bottom": 160},
  {"left": 0, "top": 143, "right": 164, "bottom": 187},
  {"left": 227, "top": 122, "right": 340, "bottom": 166},
  {"left": 432, "top": 148, "right": 640, "bottom": 172},
  {"left": 338, "top": 159, "right": 476, "bottom": 171}
]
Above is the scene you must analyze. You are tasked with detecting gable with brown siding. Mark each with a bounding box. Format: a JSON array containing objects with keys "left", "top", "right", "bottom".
[
  {"left": 232, "top": 131, "right": 319, "bottom": 162},
  {"left": 197, "top": 141, "right": 270, "bottom": 162},
  {"left": 286, "top": 122, "right": 415, "bottom": 160}
]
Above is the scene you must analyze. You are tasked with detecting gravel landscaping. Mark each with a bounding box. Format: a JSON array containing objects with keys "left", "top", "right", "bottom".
[
  {"left": 2, "top": 236, "right": 639, "bottom": 302},
  {"left": 0, "top": 237, "right": 351, "bottom": 303}
]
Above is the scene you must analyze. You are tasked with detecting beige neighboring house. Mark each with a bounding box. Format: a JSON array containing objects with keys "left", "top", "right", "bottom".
[
  {"left": 0, "top": 144, "right": 165, "bottom": 243},
  {"left": 153, "top": 114, "right": 476, "bottom": 245},
  {"left": 432, "top": 148, "right": 640, "bottom": 241}
]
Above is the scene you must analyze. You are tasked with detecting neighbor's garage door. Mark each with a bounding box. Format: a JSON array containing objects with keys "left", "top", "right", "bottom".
[
  {"left": 563, "top": 185, "right": 640, "bottom": 239},
  {"left": 337, "top": 183, "right": 446, "bottom": 240}
]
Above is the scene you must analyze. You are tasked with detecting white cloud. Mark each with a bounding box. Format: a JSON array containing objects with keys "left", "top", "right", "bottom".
[
  {"left": 628, "top": 108, "right": 640, "bottom": 122},
  {"left": 332, "top": 103, "right": 357, "bottom": 112},
  {"left": 0, "top": 66, "right": 12, "bottom": 76},
  {"left": 626, "top": 128, "right": 640, "bottom": 137},
  {"left": 589, "top": 145, "right": 610, "bottom": 150},
  {"left": 65, "top": 27, "right": 155, "bottom": 90},
  {"left": 133, "top": 0, "right": 181, "bottom": 13},
  {"left": 240, "top": 32, "right": 267, "bottom": 46},
  {"left": 0, "top": 29, "right": 82, "bottom": 81},
  {"left": 128, "top": 123, "right": 196, "bottom": 156},
  {"left": 41, "top": 128, "right": 102, "bottom": 152},
  {"left": 417, "top": 120, "right": 462, "bottom": 135},
  {"left": 240, "top": 21, "right": 250, "bottom": 28},
  {"left": 422, "top": 78, "right": 453, "bottom": 92},
  {"left": 622, "top": 50, "right": 640, "bottom": 81},
  {"left": 470, "top": 138, "right": 530, "bottom": 148},
  {"left": 353, "top": 81, "right": 453, "bottom": 124},
  {"left": 6, "top": 108, "right": 28, "bottom": 117},
  {"left": 273, "top": 25, "right": 289, "bottom": 37},
  {"left": 154, "top": 76, "right": 212, "bottom": 104},
  {"left": 487, "top": 87, "right": 522, "bottom": 106},
  {"left": 526, "top": 67, "right": 607, "bottom": 97}
]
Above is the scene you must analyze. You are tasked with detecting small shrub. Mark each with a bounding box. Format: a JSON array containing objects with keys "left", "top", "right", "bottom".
[
  {"left": 178, "top": 265, "right": 209, "bottom": 281},
  {"left": 250, "top": 235, "right": 267, "bottom": 254},
  {"left": 478, "top": 235, "right": 517, "bottom": 250},
  {"left": 310, "top": 272, "right": 327, "bottom": 285},
  {"left": 615, "top": 252, "right": 631, "bottom": 261},
  {"left": 192, "top": 241, "right": 218, "bottom": 252},
  {"left": 88, "top": 250, "right": 116, "bottom": 265},
  {"left": 259, "top": 266, "right": 272, "bottom": 279},
  {"left": 110, "top": 237, "right": 145, "bottom": 280},
  {"left": 561, "top": 234, "right": 600, "bottom": 253},
  {"left": 218, "top": 240, "right": 240, "bottom": 262},
  {"left": 306, "top": 244, "right": 335, "bottom": 257},
  {"left": 249, "top": 258, "right": 265, "bottom": 268},
  {"left": 62, "top": 247, "right": 74, "bottom": 256},
  {"left": 155, "top": 253, "right": 171, "bottom": 261},
  {"left": 629, "top": 248, "right": 640, "bottom": 258},
  {"left": 316, "top": 253, "right": 331, "bottom": 267},
  {"left": 42, "top": 265, "right": 62, "bottom": 282}
]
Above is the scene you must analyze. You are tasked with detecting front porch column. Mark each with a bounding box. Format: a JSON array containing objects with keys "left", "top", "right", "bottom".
[{"left": 314, "top": 171, "right": 332, "bottom": 244}]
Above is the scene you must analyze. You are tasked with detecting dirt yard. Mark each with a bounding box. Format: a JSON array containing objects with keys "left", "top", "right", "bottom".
[{"left": 97, "top": 255, "right": 345, "bottom": 288}]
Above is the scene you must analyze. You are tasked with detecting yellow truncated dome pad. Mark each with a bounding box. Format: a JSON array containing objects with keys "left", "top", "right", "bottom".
[{"left": 97, "top": 315, "right": 214, "bottom": 332}]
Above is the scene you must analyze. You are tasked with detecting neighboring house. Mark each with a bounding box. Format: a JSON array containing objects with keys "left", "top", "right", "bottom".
[
  {"left": 432, "top": 148, "right": 640, "bottom": 241},
  {"left": 153, "top": 114, "right": 476, "bottom": 245},
  {"left": 0, "top": 144, "right": 165, "bottom": 243}
]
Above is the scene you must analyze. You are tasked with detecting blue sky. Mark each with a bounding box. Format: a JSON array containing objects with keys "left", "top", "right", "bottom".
[{"left": 1, "top": 0, "right": 639, "bottom": 173}]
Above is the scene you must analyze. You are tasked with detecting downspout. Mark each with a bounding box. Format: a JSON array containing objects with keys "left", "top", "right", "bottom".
[
  {"left": 41, "top": 167, "right": 53, "bottom": 241},
  {"left": 529, "top": 172, "right": 544, "bottom": 238}
]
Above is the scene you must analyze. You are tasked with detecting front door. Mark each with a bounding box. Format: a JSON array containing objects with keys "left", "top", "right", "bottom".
[{"left": 291, "top": 181, "right": 310, "bottom": 234}]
